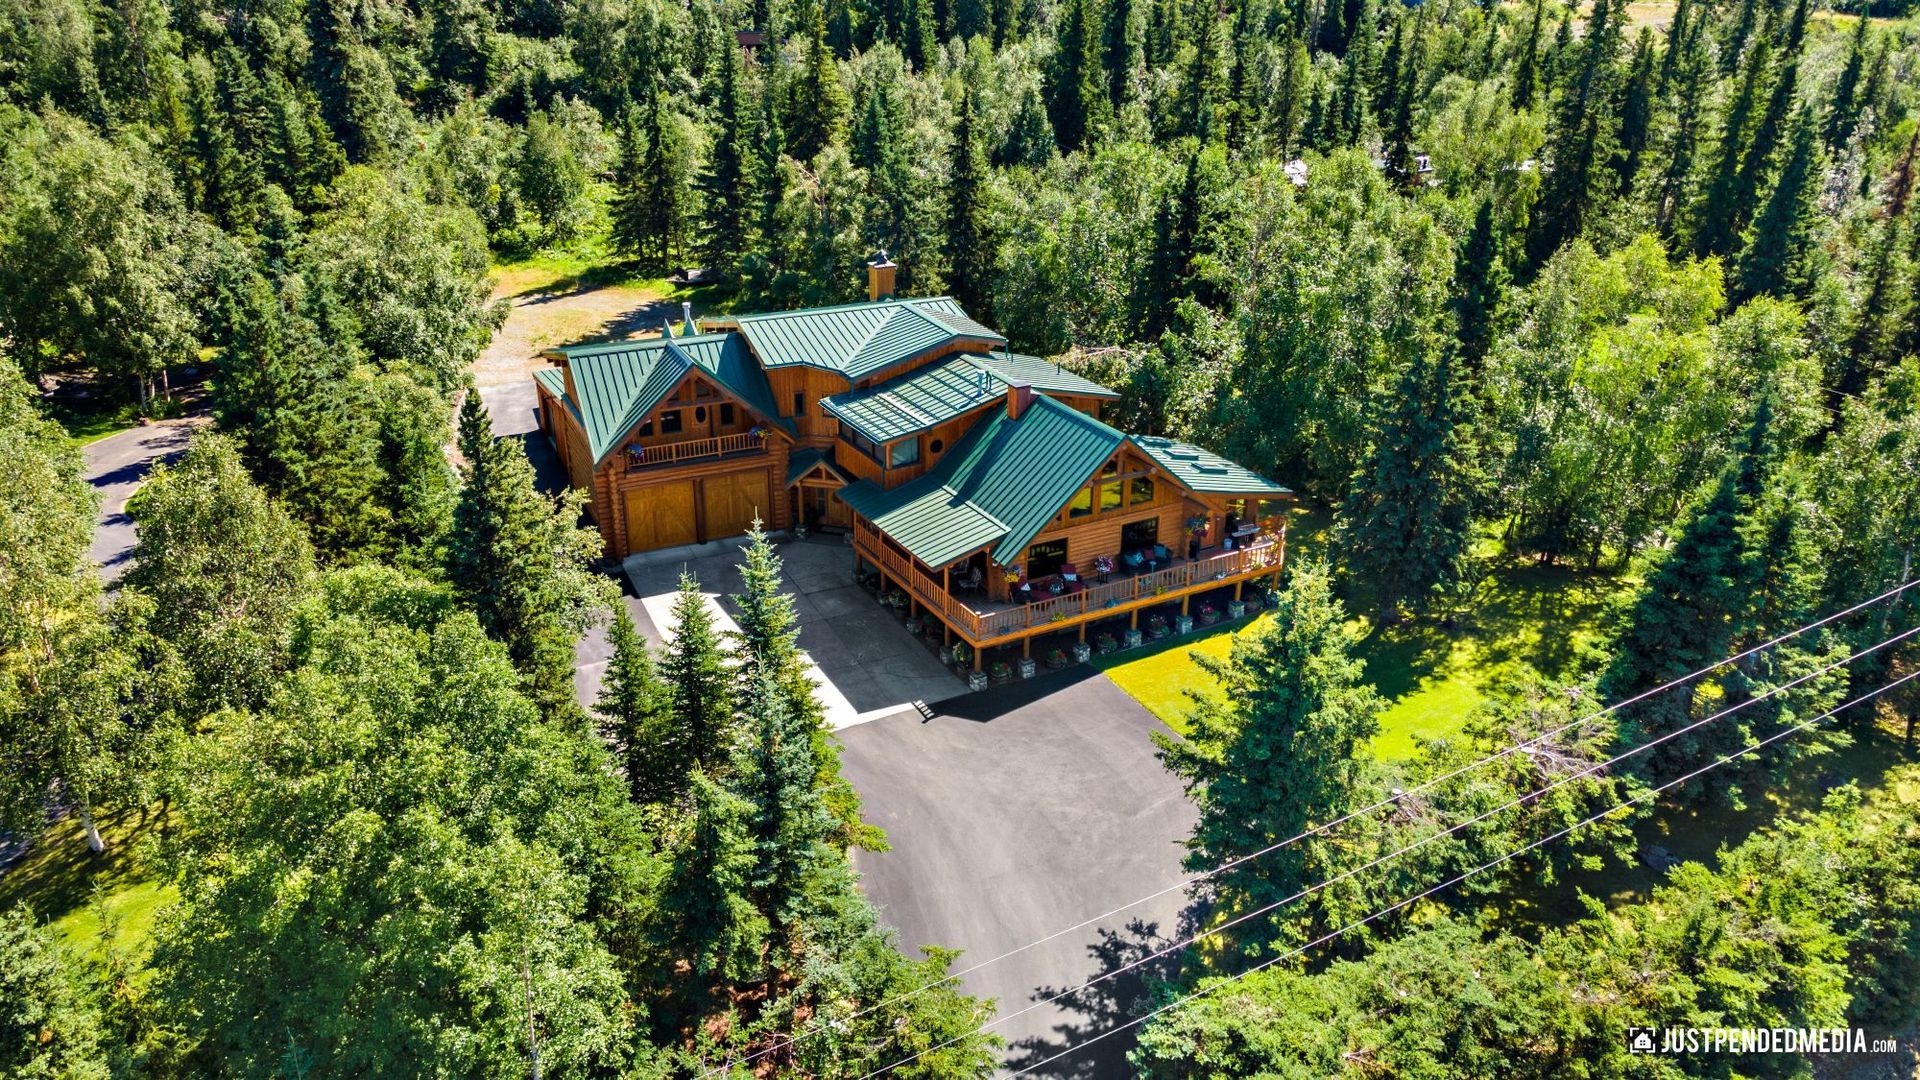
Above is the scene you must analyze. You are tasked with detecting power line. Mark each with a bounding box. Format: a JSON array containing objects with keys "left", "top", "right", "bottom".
[
  {"left": 856, "top": 622, "right": 1920, "bottom": 1079},
  {"left": 702, "top": 578, "right": 1920, "bottom": 1077},
  {"left": 1009, "top": 666, "right": 1920, "bottom": 1078}
]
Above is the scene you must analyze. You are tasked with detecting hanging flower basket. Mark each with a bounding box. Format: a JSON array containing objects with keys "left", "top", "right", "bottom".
[
  {"left": 1003, "top": 566, "right": 1025, "bottom": 585},
  {"left": 625, "top": 444, "right": 647, "bottom": 464},
  {"left": 748, "top": 424, "right": 769, "bottom": 440}
]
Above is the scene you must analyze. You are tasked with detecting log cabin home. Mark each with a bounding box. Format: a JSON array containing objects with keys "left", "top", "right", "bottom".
[{"left": 533, "top": 254, "right": 1294, "bottom": 670}]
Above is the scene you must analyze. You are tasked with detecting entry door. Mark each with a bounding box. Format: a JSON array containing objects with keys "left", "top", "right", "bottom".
[
  {"left": 806, "top": 485, "right": 851, "bottom": 529},
  {"left": 701, "top": 470, "right": 769, "bottom": 539},
  {"left": 623, "top": 482, "right": 697, "bottom": 553}
]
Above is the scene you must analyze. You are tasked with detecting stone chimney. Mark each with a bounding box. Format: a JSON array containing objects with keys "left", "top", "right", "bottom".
[
  {"left": 1006, "top": 380, "right": 1033, "bottom": 420},
  {"left": 867, "top": 250, "right": 897, "bottom": 302}
]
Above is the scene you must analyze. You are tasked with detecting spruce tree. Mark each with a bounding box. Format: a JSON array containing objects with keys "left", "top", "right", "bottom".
[
  {"left": 1339, "top": 341, "right": 1476, "bottom": 625},
  {"left": 1046, "top": 0, "right": 1109, "bottom": 151},
  {"left": 1823, "top": 15, "right": 1871, "bottom": 151},
  {"left": 946, "top": 87, "right": 994, "bottom": 315},
  {"left": 1272, "top": 36, "right": 1309, "bottom": 155},
  {"left": 1179, "top": 0, "right": 1223, "bottom": 141},
  {"left": 698, "top": 32, "right": 756, "bottom": 278},
  {"left": 1103, "top": 0, "right": 1140, "bottom": 112},
  {"left": 1510, "top": 0, "right": 1546, "bottom": 112},
  {"left": 1690, "top": 29, "right": 1771, "bottom": 258},
  {"left": 757, "top": 69, "right": 789, "bottom": 243},
  {"left": 788, "top": 7, "right": 851, "bottom": 162},
  {"left": 1733, "top": 108, "right": 1821, "bottom": 303},
  {"left": 1138, "top": 150, "right": 1208, "bottom": 338},
  {"left": 445, "top": 429, "right": 610, "bottom": 718},
  {"left": 1452, "top": 199, "right": 1505, "bottom": 371},
  {"left": 639, "top": 91, "right": 691, "bottom": 269},
  {"left": 902, "top": 0, "right": 937, "bottom": 70},
  {"left": 662, "top": 572, "right": 734, "bottom": 777},
  {"left": 1155, "top": 563, "right": 1383, "bottom": 946},
  {"left": 610, "top": 104, "right": 649, "bottom": 259},
  {"left": 730, "top": 670, "right": 833, "bottom": 927},
  {"left": 1598, "top": 401, "right": 1780, "bottom": 792},
  {"left": 1529, "top": 0, "right": 1626, "bottom": 266},
  {"left": 1612, "top": 29, "right": 1657, "bottom": 195},
  {"left": 657, "top": 769, "right": 769, "bottom": 985},
  {"left": 594, "top": 606, "right": 673, "bottom": 804},
  {"left": 954, "top": 0, "right": 992, "bottom": 41},
  {"left": 456, "top": 379, "right": 492, "bottom": 471},
  {"left": 1723, "top": 0, "right": 1809, "bottom": 248},
  {"left": 999, "top": 84, "right": 1056, "bottom": 167}
]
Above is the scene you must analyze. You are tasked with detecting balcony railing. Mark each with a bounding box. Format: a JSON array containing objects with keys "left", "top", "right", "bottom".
[
  {"left": 621, "top": 431, "right": 769, "bottom": 472},
  {"left": 855, "top": 525, "right": 1284, "bottom": 646}
]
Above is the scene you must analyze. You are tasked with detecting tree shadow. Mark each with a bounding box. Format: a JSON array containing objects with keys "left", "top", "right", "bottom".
[{"left": 1001, "top": 917, "right": 1190, "bottom": 1078}]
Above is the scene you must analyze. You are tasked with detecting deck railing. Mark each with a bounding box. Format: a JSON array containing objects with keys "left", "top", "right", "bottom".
[
  {"left": 621, "top": 431, "right": 768, "bottom": 472},
  {"left": 854, "top": 525, "right": 1284, "bottom": 645}
]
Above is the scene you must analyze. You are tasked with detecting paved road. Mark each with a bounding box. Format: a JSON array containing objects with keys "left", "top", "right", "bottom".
[
  {"left": 840, "top": 670, "right": 1197, "bottom": 1077},
  {"left": 83, "top": 418, "right": 208, "bottom": 582}
]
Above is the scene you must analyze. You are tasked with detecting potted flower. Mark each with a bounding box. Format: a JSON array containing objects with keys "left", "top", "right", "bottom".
[
  {"left": 1091, "top": 554, "right": 1115, "bottom": 581},
  {"left": 988, "top": 659, "right": 1013, "bottom": 684},
  {"left": 1095, "top": 632, "right": 1120, "bottom": 655},
  {"left": 904, "top": 615, "right": 924, "bottom": 636},
  {"left": 950, "top": 641, "right": 972, "bottom": 668},
  {"left": 885, "top": 589, "right": 908, "bottom": 610},
  {"left": 1044, "top": 648, "right": 1070, "bottom": 670},
  {"left": 1003, "top": 565, "right": 1025, "bottom": 585},
  {"left": 1197, "top": 603, "right": 1220, "bottom": 626},
  {"left": 748, "top": 424, "right": 769, "bottom": 441},
  {"left": 1147, "top": 614, "right": 1170, "bottom": 640}
]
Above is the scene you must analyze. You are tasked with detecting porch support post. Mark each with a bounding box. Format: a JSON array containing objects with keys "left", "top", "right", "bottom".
[
  {"left": 1078, "top": 622, "right": 1087, "bottom": 643},
  {"left": 1181, "top": 595, "right": 1191, "bottom": 616},
  {"left": 1131, "top": 609, "right": 1139, "bottom": 630},
  {"left": 1022, "top": 635, "right": 1031, "bottom": 658},
  {"left": 1234, "top": 581, "right": 1244, "bottom": 600},
  {"left": 974, "top": 646, "right": 983, "bottom": 672},
  {"left": 944, "top": 624, "right": 951, "bottom": 646}
]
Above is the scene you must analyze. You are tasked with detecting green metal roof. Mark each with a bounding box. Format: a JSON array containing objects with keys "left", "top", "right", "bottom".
[
  {"left": 1132, "top": 435, "right": 1292, "bottom": 494},
  {"left": 785, "top": 446, "right": 853, "bottom": 487},
  {"left": 546, "top": 332, "right": 793, "bottom": 465},
  {"left": 838, "top": 395, "right": 1127, "bottom": 567},
  {"left": 964, "top": 352, "right": 1120, "bottom": 400},
  {"left": 532, "top": 366, "right": 567, "bottom": 398},
  {"left": 729, "top": 297, "right": 1006, "bottom": 380},
  {"left": 840, "top": 476, "right": 1010, "bottom": 568},
  {"left": 821, "top": 352, "right": 1118, "bottom": 445}
]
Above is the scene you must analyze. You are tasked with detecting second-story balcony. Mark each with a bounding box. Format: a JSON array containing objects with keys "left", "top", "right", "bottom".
[{"left": 620, "top": 430, "right": 771, "bottom": 474}]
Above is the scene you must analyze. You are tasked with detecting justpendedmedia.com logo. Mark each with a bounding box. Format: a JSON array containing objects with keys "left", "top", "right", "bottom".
[{"left": 1627, "top": 1027, "right": 1900, "bottom": 1056}]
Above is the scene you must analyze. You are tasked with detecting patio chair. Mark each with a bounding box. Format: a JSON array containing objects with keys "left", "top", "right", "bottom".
[
  {"left": 1059, "top": 564, "right": 1086, "bottom": 594},
  {"left": 1152, "top": 543, "right": 1172, "bottom": 566},
  {"left": 1121, "top": 550, "right": 1147, "bottom": 574},
  {"left": 955, "top": 566, "right": 983, "bottom": 595}
]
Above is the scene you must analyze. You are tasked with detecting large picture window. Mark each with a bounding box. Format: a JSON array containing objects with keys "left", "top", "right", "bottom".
[
  {"left": 1027, "top": 539, "right": 1068, "bottom": 579},
  {"left": 1068, "top": 485, "right": 1093, "bottom": 518},
  {"left": 1121, "top": 517, "right": 1158, "bottom": 552},
  {"left": 1099, "top": 481, "right": 1123, "bottom": 513},
  {"left": 1130, "top": 476, "right": 1155, "bottom": 505},
  {"left": 889, "top": 438, "right": 920, "bottom": 468}
]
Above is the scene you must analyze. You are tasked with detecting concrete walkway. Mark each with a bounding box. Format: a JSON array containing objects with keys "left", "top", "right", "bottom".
[{"left": 839, "top": 671, "right": 1197, "bottom": 1076}]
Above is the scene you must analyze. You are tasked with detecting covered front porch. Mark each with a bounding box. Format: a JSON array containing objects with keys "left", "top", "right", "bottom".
[{"left": 852, "top": 518, "right": 1287, "bottom": 670}]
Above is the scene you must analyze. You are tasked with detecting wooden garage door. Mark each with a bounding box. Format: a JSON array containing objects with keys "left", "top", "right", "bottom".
[
  {"left": 702, "top": 470, "right": 768, "bottom": 540},
  {"left": 623, "top": 482, "right": 696, "bottom": 553}
]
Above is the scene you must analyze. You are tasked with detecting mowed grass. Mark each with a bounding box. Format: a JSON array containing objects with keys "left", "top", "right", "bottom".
[
  {"left": 1099, "top": 509, "right": 1635, "bottom": 760},
  {"left": 0, "top": 805, "right": 175, "bottom": 975}
]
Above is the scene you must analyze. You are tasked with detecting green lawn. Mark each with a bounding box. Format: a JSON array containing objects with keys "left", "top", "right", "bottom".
[
  {"left": 43, "top": 397, "right": 141, "bottom": 445},
  {"left": 1098, "top": 510, "right": 1635, "bottom": 760},
  {"left": 0, "top": 805, "right": 174, "bottom": 974}
]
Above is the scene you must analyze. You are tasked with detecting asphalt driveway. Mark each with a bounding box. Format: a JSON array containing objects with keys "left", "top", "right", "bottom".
[
  {"left": 840, "top": 670, "right": 1197, "bottom": 1076},
  {"left": 84, "top": 418, "right": 207, "bottom": 582}
]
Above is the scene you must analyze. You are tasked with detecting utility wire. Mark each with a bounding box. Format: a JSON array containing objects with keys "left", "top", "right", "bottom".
[
  {"left": 706, "top": 578, "right": 1919, "bottom": 1078},
  {"left": 854, "top": 623, "right": 1920, "bottom": 1079},
  {"left": 1008, "top": 666, "right": 1920, "bottom": 1077}
]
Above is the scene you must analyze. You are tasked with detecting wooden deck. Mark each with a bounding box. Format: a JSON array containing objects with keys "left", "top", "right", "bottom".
[{"left": 854, "top": 524, "right": 1285, "bottom": 655}]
